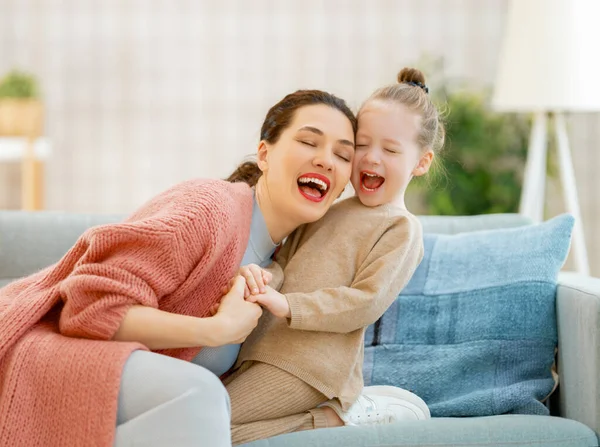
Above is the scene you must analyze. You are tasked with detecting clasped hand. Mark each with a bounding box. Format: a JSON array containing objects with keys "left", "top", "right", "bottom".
[{"left": 210, "top": 264, "right": 291, "bottom": 319}]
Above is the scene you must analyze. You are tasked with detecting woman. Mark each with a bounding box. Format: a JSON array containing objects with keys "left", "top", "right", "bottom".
[{"left": 0, "top": 90, "right": 357, "bottom": 447}]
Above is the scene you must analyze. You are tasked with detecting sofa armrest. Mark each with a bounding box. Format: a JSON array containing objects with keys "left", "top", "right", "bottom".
[{"left": 556, "top": 272, "right": 600, "bottom": 434}]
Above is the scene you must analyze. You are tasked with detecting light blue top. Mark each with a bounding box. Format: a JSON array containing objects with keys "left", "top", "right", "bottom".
[
  {"left": 239, "top": 193, "right": 279, "bottom": 268},
  {"left": 191, "top": 193, "right": 278, "bottom": 376}
]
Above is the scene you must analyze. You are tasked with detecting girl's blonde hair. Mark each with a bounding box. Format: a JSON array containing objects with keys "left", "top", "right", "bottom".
[{"left": 362, "top": 67, "right": 445, "bottom": 155}]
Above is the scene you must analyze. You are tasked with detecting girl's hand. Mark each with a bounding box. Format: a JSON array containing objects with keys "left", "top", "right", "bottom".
[
  {"left": 239, "top": 264, "right": 273, "bottom": 297},
  {"left": 246, "top": 286, "right": 291, "bottom": 319}
]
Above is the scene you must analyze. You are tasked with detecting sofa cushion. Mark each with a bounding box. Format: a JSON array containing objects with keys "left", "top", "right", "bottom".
[
  {"left": 419, "top": 212, "right": 532, "bottom": 234},
  {"left": 242, "top": 415, "right": 597, "bottom": 447},
  {"left": 363, "top": 214, "right": 574, "bottom": 417},
  {"left": 0, "top": 211, "right": 529, "bottom": 285},
  {"left": 0, "top": 211, "right": 123, "bottom": 283}
]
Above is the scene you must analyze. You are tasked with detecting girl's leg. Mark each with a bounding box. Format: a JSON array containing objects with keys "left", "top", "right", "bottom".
[
  {"left": 225, "top": 362, "right": 331, "bottom": 446},
  {"left": 114, "top": 350, "right": 231, "bottom": 447}
]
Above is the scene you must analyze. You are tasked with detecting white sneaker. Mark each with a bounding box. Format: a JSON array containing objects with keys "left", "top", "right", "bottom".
[{"left": 321, "top": 386, "right": 431, "bottom": 426}]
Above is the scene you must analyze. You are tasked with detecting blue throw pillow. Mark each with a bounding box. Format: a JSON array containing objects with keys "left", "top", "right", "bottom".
[{"left": 363, "top": 214, "right": 574, "bottom": 417}]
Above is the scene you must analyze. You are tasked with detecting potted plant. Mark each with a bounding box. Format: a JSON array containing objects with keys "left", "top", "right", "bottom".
[
  {"left": 410, "top": 88, "right": 531, "bottom": 215},
  {"left": 0, "top": 70, "right": 44, "bottom": 211},
  {"left": 405, "top": 57, "right": 533, "bottom": 216},
  {"left": 0, "top": 70, "right": 43, "bottom": 137}
]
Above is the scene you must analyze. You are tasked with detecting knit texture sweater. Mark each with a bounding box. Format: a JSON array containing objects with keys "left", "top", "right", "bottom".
[
  {"left": 237, "top": 197, "right": 424, "bottom": 408},
  {"left": 0, "top": 179, "right": 253, "bottom": 447}
]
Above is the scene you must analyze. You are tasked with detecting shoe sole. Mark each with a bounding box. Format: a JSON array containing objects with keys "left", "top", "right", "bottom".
[{"left": 363, "top": 385, "right": 431, "bottom": 419}]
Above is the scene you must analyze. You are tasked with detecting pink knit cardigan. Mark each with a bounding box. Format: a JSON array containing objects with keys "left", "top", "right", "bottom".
[{"left": 0, "top": 179, "right": 254, "bottom": 447}]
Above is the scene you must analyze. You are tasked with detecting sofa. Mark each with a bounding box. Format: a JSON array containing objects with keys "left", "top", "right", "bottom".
[{"left": 0, "top": 211, "right": 599, "bottom": 447}]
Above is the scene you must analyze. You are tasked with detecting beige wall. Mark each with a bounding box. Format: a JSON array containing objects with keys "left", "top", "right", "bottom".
[{"left": 0, "top": 0, "right": 598, "bottom": 275}]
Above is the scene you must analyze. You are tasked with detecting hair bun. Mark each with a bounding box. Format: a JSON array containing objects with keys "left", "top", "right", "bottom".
[
  {"left": 397, "top": 67, "right": 429, "bottom": 93},
  {"left": 397, "top": 67, "right": 426, "bottom": 85}
]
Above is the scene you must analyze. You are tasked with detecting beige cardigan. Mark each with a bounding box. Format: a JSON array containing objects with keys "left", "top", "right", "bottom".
[{"left": 236, "top": 196, "right": 424, "bottom": 408}]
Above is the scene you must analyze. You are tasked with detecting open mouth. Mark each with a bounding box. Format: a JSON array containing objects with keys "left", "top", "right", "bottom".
[
  {"left": 360, "top": 171, "right": 385, "bottom": 192},
  {"left": 297, "top": 173, "right": 330, "bottom": 203}
]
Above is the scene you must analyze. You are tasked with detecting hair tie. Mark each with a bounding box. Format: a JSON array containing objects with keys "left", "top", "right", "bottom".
[{"left": 406, "top": 81, "right": 429, "bottom": 94}]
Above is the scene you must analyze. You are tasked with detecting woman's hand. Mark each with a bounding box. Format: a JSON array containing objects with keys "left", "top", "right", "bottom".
[
  {"left": 113, "top": 276, "right": 262, "bottom": 350},
  {"left": 209, "top": 275, "right": 263, "bottom": 346},
  {"left": 238, "top": 264, "right": 273, "bottom": 297},
  {"left": 246, "top": 286, "right": 291, "bottom": 319}
]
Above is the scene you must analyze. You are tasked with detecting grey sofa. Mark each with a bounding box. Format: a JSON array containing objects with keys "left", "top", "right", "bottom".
[{"left": 1, "top": 211, "right": 599, "bottom": 447}]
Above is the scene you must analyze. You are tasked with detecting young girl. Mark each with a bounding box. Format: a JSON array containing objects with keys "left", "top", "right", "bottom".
[{"left": 225, "top": 67, "right": 446, "bottom": 445}]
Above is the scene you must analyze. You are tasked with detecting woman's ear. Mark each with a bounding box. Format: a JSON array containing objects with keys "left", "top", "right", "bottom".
[
  {"left": 257, "top": 141, "right": 269, "bottom": 172},
  {"left": 413, "top": 149, "right": 434, "bottom": 177}
]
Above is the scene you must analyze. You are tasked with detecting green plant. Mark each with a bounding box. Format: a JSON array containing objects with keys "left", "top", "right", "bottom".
[
  {"left": 0, "top": 70, "right": 39, "bottom": 99},
  {"left": 410, "top": 84, "right": 531, "bottom": 216}
]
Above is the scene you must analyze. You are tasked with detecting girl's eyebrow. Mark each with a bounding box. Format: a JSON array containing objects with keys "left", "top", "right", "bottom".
[{"left": 382, "top": 138, "right": 402, "bottom": 147}]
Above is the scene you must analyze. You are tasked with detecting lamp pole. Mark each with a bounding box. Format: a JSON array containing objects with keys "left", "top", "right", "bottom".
[{"left": 493, "top": 0, "right": 600, "bottom": 275}]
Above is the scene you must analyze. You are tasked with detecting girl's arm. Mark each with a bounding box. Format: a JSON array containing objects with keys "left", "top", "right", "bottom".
[{"left": 251, "top": 217, "right": 423, "bottom": 334}]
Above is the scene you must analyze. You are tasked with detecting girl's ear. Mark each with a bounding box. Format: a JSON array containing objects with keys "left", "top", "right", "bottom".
[
  {"left": 257, "top": 141, "right": 269, "bottom": 172},
  {"left": 413, "top": 149, "right": 434, "bottom": 177}
]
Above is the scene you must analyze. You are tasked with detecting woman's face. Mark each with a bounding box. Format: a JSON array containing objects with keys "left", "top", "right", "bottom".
[
  {"left": 352, "top": 100, "right": 431, "bottom": 207},
  {"left": 257, "top": 104, "right": 355, "bottom": 226}
]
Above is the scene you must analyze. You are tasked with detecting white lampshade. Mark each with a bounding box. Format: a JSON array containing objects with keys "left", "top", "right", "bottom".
[{"left": 493, "top": 0, "right": 600, "bottom": 112}]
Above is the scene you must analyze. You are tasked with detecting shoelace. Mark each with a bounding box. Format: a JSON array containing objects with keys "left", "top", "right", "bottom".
[{"left": 346, "top": 395, "right": 396, "bottom": 426}]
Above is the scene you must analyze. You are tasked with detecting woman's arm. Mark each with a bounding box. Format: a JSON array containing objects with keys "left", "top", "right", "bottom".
[
  {"left": 58, "top": 182, "right": 253, "bottom": 344},
  {"left": 113, "top": 306, "right": 223, "bottom": 349},
  {"left": 113, "top": 276, "right": 262, "bottom": 349},
  {"left": 58, "top": 226, "right": 184, "bottom": 341}
]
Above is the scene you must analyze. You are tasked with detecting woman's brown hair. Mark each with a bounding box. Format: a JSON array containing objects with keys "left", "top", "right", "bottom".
[{"left": 227, "top": 90, "right": 357, "bottom": 187}]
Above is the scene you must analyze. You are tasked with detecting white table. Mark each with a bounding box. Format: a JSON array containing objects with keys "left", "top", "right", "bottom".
[{"left": 0, "top": 137, "right": 52, "bottom": 210}]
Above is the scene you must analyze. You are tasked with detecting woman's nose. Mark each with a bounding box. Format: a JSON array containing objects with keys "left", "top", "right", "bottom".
[{"left": 313, "top": 147, "right": 334, "bottom": 171}]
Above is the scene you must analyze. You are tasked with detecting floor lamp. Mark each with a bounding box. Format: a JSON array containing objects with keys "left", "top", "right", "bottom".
[{"left": 492, "top": 0, "right": 600, "bottom": 276}]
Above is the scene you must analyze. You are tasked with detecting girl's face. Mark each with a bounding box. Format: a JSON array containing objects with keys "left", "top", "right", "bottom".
[
  {"left": 257, "top": 104, "right": 355, "bottom": 226},
  {"left": 351, "top": 100, "right": 433, "bottom": 207}
]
